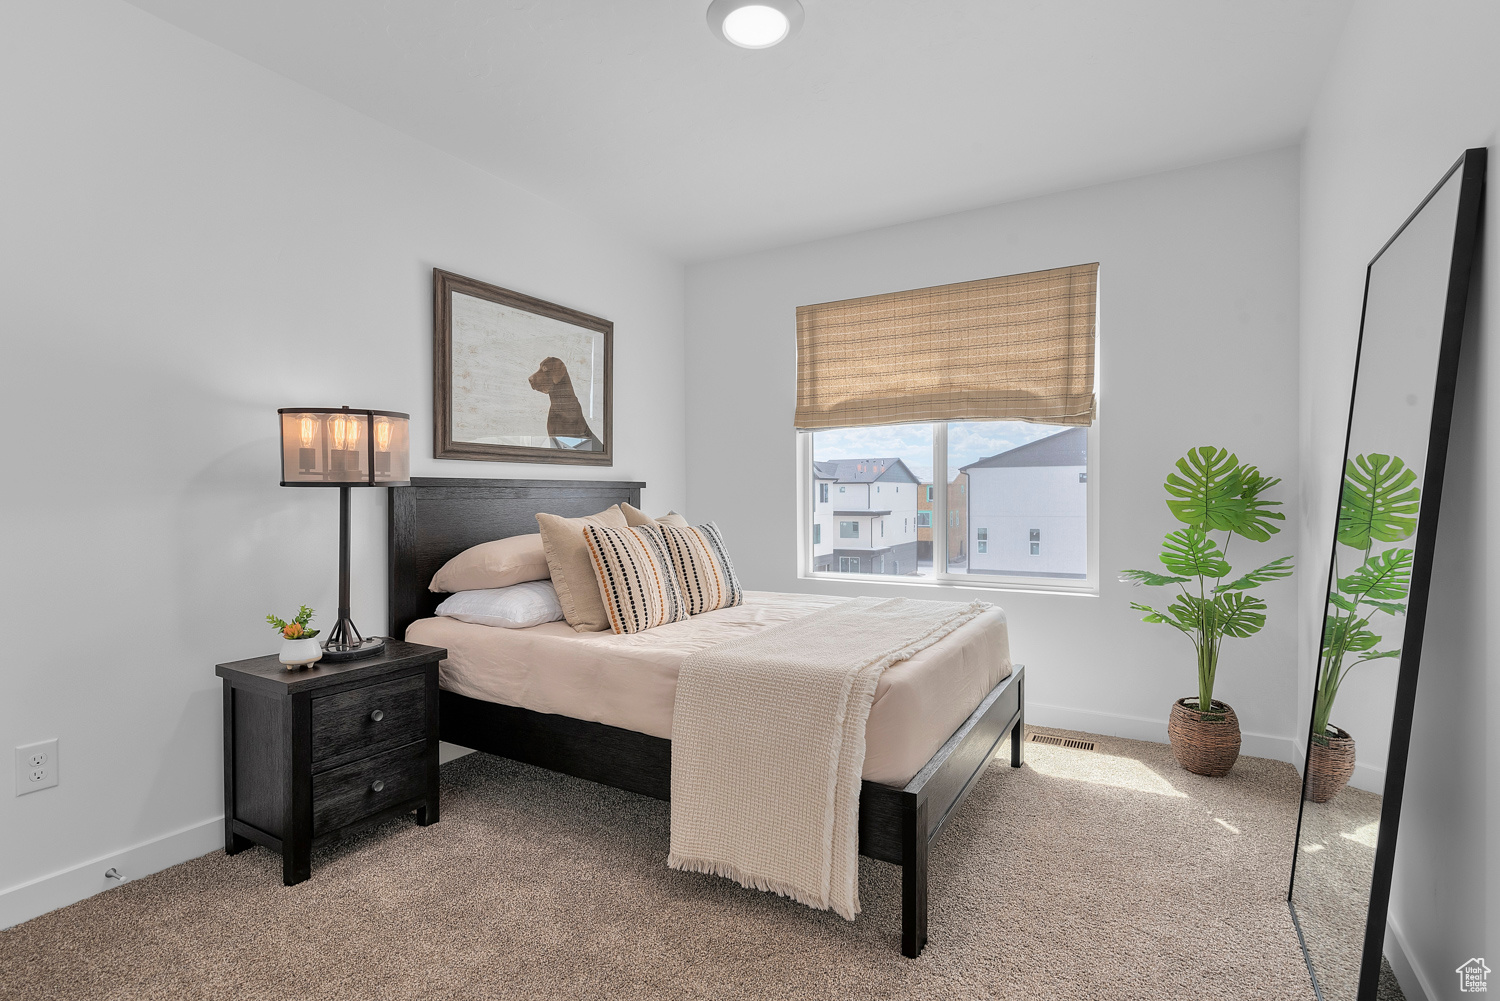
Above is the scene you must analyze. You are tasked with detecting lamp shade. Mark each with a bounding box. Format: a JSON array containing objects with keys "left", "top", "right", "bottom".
[{"left": 278, "top": 408, "right": 410, "bottom": 486}]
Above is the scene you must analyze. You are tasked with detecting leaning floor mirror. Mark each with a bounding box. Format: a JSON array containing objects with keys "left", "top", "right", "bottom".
[{"left": 1288, "top": 148, "right": 1486, "bottom": 1000}]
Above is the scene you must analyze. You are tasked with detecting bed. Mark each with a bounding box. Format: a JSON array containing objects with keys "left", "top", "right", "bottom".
[{"left": 388, "top": 477, "right": 1025, "bottom": 957}]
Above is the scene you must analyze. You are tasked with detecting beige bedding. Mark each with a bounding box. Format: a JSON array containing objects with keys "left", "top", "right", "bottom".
[{"left": 405, "top": 590, "right": 1012, "bottom": 786}]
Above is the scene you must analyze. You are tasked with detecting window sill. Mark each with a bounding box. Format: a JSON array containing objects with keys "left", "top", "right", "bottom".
[{"left": 798, "top": 569, "right": 1098, "bottom": 598}]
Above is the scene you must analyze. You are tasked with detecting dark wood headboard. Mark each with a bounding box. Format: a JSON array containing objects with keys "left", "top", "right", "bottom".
[{"left": 387, "top": 476, "right": 645, "bottom": 640}]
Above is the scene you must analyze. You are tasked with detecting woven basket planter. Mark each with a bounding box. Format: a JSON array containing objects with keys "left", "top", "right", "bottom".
[
  {"left": 1167, "top": 698, "right": 1241, "bottom": 777},
  {"left": 1305, "top": 727, "right": 1356, "bottom": 803}
]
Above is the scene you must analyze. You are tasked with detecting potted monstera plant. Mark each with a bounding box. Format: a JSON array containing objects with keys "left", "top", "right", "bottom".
[
  {"left": 1122, "top": 447, "right": 1294, "bottom": 777},
  {"left": 1306, "top": 453, "right": 1419, "bottom": 802}
]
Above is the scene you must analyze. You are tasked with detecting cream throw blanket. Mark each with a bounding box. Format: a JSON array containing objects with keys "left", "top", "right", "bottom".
[{"left": 667, "top": 596, "right": 989, "bottom": 920}]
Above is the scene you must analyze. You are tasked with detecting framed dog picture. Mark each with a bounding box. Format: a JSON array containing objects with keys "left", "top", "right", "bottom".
[{"left": 433, "top": 269, "right": 612, "bottom": 465}]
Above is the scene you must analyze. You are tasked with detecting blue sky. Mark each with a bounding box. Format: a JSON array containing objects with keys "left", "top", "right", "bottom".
[{"left": 812, "top": 421, "right": 1063, "bottom": 483}]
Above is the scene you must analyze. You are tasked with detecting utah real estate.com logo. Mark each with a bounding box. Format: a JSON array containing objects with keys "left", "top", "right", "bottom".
[{"left": 1457, "top": 958, "right": 1492, "bottom": 993}]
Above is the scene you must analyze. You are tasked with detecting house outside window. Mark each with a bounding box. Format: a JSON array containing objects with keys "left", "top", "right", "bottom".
[
  {"left": 820, "top": 483, "right": 829, "bottom": 502},
  {"left": 1029, "top": 528, "right": 1041, "bottom": 556},
  {"left": 926, "top": 485, "right": 934, "bottom": 501},
  {"left": 977, "top": 527, "right": 988, "bottom": 554},
  {"left": 813, "top": 524, "right": 821, "bottom": 545},
  {"left": 840, "top": 556, "right": 860, "bottom": 573},
  {"left": 917, "top": 511, "right": 932, "bottom": 527},
  {"left": 839, "top": 521, "right": 858, "bottom": 538}
]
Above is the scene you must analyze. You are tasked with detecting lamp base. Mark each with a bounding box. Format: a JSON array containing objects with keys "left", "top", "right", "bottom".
[{"left": 321, "top": 636, "right": 386, "bottom": 663}]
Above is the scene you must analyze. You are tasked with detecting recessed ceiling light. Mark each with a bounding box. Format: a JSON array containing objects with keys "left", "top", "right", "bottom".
[{"left": 707, "top": 0, "right": 804, "bottom": 50}]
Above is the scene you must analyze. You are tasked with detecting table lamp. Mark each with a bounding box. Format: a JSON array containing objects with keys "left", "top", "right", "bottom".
[{"left": 278, "top": 407, "right": 411, "bottom": 661}]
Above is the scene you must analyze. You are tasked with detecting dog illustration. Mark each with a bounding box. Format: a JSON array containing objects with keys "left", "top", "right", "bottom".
[{"left": 528, "top": 356, "right": 601, "bottom": 449}]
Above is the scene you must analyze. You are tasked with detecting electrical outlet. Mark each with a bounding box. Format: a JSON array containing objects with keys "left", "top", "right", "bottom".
[{"left": 15, "top": 739, "right": 58, "bottom": 795}]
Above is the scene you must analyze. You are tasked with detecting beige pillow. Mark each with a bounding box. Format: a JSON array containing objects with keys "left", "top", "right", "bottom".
[
  {"left": 621, "top": 502, "right": 690, "bottom": 529},
  {"left": 429, "top": 534, "right": 551, "bottom": 593},
  {"left": 535, "top": 505, "right": 629, "bottom": 631}
]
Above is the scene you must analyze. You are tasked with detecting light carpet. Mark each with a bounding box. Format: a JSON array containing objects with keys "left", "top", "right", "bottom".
[{"left": 0, "top": 727, "right": 1314, "bottom": 1001}]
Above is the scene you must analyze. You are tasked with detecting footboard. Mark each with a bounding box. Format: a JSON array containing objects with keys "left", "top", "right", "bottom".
[{"left": 857, "top": 665, "right": 1025, "bottom": 957}]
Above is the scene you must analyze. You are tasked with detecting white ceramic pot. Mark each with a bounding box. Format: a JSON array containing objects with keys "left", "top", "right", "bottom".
[{"left": 279, "top": 636, "right": 323, "bottom": 668}]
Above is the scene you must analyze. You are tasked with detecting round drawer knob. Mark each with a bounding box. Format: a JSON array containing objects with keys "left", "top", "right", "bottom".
[
  {"left": 370, "top": 709, "right": 384, "bottom": 722},
  {"left": 371, "top": 779, "right": 385, "bottom": 793}
]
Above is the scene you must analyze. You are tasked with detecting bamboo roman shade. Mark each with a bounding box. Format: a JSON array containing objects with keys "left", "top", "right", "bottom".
[{"left": 794, "top": 263, "right": 1098, "bottom": 430}]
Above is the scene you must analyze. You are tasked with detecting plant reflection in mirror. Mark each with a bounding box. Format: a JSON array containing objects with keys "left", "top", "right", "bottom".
[{"left": 1313, "top": 453, "right": 1418, "bottom": 745}]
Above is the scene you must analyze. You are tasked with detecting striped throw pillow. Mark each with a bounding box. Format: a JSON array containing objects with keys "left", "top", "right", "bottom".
[
  {"left": 658, "top": 523, "right": 744, "bottom": 616},
  {"left": 582, "top": 524, "right": 690, "bottom": 635}
]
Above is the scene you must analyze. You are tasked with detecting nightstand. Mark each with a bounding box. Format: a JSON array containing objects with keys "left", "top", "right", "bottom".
[{"left": 216, "top": 640, "right": 447, "bottom": 885}]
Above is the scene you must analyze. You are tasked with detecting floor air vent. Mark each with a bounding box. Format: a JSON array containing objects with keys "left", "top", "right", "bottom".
[{"left": 1029, "top": 734, "right": 1096, "bottom": 751}]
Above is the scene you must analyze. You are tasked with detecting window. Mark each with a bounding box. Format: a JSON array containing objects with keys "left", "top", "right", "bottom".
[
  {"left": 840, "top": 557, "right": 860, "bottom": 573},
  {"left": 805, "top": 417, "right": 1093, "bottom": 587},
  {"left": 813, "top": 524, "right": 821, "bottom": 545},
  {"left": 1030, "top": 528, "right": 1041, "bottom": 556},
  {"left": 820, "top": 483, "right": 829, "bottom": 502},
  {"left": 797, "top": 263, "right": 1096, "bottom": 591},
  {"left": 892, "top": 561, "right": 899, "bottom": 575},
  {"left": 839, "top": 486, "right": 846, "bottom": 493}
]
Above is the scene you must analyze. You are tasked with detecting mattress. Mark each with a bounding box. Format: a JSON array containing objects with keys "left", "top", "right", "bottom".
[{"left": 406, "top": 590, "right": 1012, "bottom": 786}]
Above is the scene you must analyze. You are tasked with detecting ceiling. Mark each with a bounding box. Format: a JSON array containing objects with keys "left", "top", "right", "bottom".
[{"left": 126, "top": 0, "right": 1353, "bottom": 262}]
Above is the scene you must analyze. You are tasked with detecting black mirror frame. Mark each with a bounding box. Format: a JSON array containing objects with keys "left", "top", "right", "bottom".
[{"left": 1288, "top": 146, "right": 1486, "bottom": 1001}]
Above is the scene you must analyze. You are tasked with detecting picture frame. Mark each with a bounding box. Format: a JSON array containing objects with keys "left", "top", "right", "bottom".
[{"left": 433, "top": 269, "right": 612, "bottom": 466}]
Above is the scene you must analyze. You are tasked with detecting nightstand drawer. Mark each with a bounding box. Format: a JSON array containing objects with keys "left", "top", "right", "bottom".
[
  {"left": 311, "top": 674, "right": 426, "bottom": 766},
  {"left": 312, "top": 740, "right": 427, "bottom": 836}
]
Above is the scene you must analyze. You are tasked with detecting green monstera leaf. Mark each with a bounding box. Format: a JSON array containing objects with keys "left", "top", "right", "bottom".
[
  {"left": 1214, "top": 555, "right": 1295, "bottom": 593},
  {"left": 1120, "top": 569, "right": 1191, "bottom": 587},
  {"left": 1234, "top": 465, "right": 1287, "bottom": 541},
  {"left": 1130, "top": 600, "right": 1197, "bottom": 634},
  {"left": 1213, "top": 592, "right": 1268, "bottom": 638},
  {"left": 1159, "top": 528, "right": 1231, "bottom": 579},
  {"left": 1337, "top": 454, "right": 1420, "bottom": 549},
  {"left": 1324, "top": 616, "right": 1381, "bottom": 653},
  {"left": 1337, "top": 548, "right": 1414, "bottom": 602},
  {"left": 1164, "top": 447, "right": 1246, "bottom": 532}
]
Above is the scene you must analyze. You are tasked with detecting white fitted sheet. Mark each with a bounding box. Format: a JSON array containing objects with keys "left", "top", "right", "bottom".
[{"left": 406, "top": 590, "right": 1012, "bottom": 785}]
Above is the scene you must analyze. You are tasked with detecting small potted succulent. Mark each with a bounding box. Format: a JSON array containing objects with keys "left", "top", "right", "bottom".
[
  {"left": 268, "top": 605, "right": 322, "bottom": 669},
  {"left": 1122, "top": 447, "right": 1294, "bottom": 777}
]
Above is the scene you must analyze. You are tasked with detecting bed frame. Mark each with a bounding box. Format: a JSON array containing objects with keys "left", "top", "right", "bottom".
[{"left": 388, "top": 477, "right": 1024, "bottom": 958}]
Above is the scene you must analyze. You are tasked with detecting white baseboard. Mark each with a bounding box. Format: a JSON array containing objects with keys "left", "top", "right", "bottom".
[
  {"left": 2, "top": 749, "right": 480, "bottom": 931},
  {"left": 0, "top": 817, "right": 222, "bottom": 931},
  {"left": 1027, "top": 702, "right": 1300, "bottom": 764},
  {"left": 1384, "top": 913, "right": 1436, "bottom": 1001}
]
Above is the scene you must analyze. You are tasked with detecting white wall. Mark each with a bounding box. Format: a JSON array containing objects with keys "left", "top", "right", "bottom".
[
  {"left": 0, "top": 0, "right": 684, "bottom": 925},
  {"left": 1299, "top": 0, "right": 1499, "bottom": 991},
  {"left": 686, "top": 148, "right": 1303, "bottom": 756}
]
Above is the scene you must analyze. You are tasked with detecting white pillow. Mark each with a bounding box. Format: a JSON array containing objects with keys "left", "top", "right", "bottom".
[{"left": 434, "top": 581, "right": 565, "bottom": 629}]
